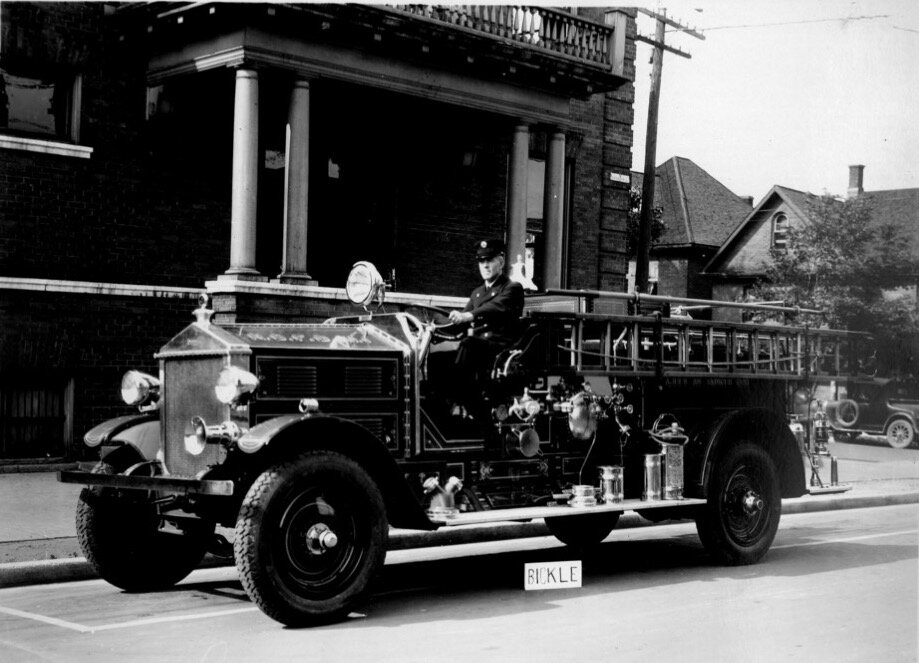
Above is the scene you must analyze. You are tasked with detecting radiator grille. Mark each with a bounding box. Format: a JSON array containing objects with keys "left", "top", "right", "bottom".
[
  {"left": 277, "top": 365, "right": 318, "bottom": 397},
  {"left": 344, "top": 366, "right": 383, "bottom": 396},
  {"left": 257, "top": 357, "right": 397, "bottom": 400}
]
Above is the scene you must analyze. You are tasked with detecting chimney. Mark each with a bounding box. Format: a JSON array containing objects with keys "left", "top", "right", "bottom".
[
  {"left": 741, "top": 196, "right": 754, "bottom": 206},
  {"left": 847, "top": 164, "right": 865, "bottom": 198}
]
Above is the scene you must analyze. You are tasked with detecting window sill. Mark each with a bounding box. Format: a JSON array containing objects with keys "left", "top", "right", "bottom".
[{"left": 0, "top": 135, "right": 93, "bottom": 159}]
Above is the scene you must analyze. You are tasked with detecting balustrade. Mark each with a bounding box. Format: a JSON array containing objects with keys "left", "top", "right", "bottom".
[{"left": 388, "top": 5, "right": 618, "bottom": 68}]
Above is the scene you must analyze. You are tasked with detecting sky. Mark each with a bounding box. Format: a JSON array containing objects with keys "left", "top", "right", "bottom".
[{"left": 627, "top": 0, "right": 919, "bottom": 201}]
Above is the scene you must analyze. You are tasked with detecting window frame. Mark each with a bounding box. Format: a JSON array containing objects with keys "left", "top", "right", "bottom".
[
  {"left": 0, "top": 67, "right": 90, "bottom": 159},
  {"left": 771, "top": 212, "right": 789, "bottom": 249}
]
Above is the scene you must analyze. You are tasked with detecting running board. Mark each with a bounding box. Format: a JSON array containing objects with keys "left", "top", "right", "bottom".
[{"left": 430, "top": 497, "right": 706, "bottom": 527}]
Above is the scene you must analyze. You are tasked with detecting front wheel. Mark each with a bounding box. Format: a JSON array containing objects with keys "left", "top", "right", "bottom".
[
  {"left": 545, "top": 512, "right": 620, "bottom": 547},
  {"left": 885, "top": 419, "right": 915, "bottom": 449},
  {"left": 234, "top": 451, "right": 388, "bottom": 627},
  {"left": 695, "top": 442, "right": 781, "bottom": 566},
  {"left": 76, "top": 463, "right": 213, "bottom": 591}
]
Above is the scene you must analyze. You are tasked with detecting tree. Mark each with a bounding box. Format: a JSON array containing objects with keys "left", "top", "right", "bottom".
[
  {"left": 626, "top": 188, "right": 665, "bottom": 257},
  {"left": 749, "top": 194, "right": 919, "bottom": 376}
]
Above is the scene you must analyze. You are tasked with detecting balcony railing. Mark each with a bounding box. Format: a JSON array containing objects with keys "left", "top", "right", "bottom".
[{"left": 387, "top": 5, "right": 619, "bottom": 69}]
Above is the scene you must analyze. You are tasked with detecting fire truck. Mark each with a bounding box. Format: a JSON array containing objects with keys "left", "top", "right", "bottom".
[{"left": 59, "top": 262, "right": 871, "bottom": 626}]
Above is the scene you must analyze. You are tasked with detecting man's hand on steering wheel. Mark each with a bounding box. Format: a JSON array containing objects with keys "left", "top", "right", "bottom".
[{"left": 448, "top": 310, "right": 474, "bottom": 325}]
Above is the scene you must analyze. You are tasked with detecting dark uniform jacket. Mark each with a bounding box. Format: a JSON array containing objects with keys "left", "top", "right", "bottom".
[{"left": 462, "top": 274, "right": 525, "bottom": 346}]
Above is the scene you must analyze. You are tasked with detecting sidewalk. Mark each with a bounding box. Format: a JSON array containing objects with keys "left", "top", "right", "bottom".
[{"left": 1, "top": 442, "right": 918, "bottom": 588}]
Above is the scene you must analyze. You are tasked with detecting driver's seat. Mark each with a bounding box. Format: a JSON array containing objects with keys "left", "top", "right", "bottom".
[{"left": 492, "top": 320, "right": 542, "bottom": 383}]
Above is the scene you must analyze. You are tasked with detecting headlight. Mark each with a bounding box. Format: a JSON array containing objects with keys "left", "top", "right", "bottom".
[
  {"left": 345, "top": 261, "right": 385, "bottom": 308},
  {"left": 121, "top": 371, "right": 160, "bottom": 407},
  {"left": 215, "top": 366, "right": 259, "bottom": 405}
]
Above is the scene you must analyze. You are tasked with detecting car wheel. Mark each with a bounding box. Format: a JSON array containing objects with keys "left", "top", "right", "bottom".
[
  {"left": 885, "top": 419, "right": 915, "bottom": 449},
  {"left": 695, "top": 442, "right": 781, "bottom": 566},
  {"left": 234, "top": 451, "right": 388, "bottom": 627},
  {"left": 545, "top": 512, "right": 620, "bottom": 547},
  {"left": 76, "top": 462, "right": 214, "bottom": 591},
  {"left": 835, "top": 399, "right": 859, "bottom": 427}
]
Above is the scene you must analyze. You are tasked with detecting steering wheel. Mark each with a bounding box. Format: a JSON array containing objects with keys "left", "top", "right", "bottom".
[{"left": 402, "top": 304, "right": 467, "bottom": 343}]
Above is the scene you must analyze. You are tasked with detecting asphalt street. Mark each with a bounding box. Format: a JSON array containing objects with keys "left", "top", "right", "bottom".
[{"left": 0, "top": 504, "right": 915, "bottom": 662}]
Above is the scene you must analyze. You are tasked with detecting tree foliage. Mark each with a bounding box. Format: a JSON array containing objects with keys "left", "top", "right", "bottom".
[
  {"left": 750, "top": 194, "right": 919, "bottom": 375},
  {"left": 626, "top": 188, "right": 665, "bottom": 257}
]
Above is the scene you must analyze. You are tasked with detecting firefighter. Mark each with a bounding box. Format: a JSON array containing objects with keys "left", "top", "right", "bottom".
[{"left": 447, "top": 239, "right": 525, "bottom": 417}]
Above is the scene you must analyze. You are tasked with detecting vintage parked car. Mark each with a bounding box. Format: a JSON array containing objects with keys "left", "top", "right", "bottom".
[
  {"left": 826, "top": 378, "right": 919, "bottom": 448},
  {"left": 60, "top": 262, "right": 872, "bottom": 626}
]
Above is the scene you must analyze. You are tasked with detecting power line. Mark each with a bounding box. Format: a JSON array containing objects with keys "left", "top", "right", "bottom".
[{"left": 701, "top": 14, "right": 890, "bottom": 32}]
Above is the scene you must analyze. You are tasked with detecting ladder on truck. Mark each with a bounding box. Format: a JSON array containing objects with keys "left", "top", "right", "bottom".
[{"left": 531, "top": 289, "right": 874, "bottom": 381}]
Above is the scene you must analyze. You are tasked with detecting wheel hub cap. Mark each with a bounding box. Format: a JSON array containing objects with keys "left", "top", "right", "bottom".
[
  {"left": 305, "top": 523, "right": 339, "bottom": 555},
  {"left": 742, "top": 490, "right": 764, "bottom": 515}
]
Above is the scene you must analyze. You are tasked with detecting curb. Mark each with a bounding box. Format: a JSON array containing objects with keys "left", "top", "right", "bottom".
[{"left": 2, "top": 490, "right": 917, "bottom": 589}]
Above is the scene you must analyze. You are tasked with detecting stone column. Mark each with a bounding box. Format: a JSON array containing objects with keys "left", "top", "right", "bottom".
[
  {"left": 541, "top": 128, "right": 566, "bottom": 289},
  {"left": 506, "top": 123, "right": 529, "bottom": 271},
  {"left": 222, "top": 68, "right": 262, "bottom": 280},
  {"left": 278, "top": 79, "right": 315, "bottom": 284}
]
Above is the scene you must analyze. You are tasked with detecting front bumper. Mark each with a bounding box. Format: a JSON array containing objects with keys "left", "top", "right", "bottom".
[{"left": 58, "top": 470, "right": 234, "bottom": 497}]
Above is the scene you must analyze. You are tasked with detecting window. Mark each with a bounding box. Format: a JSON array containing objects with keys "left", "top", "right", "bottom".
[
  {"left": 772, "top": 213, "right": 789, "bottom": 249},
  {"left": 0, "top": 66, "right": 81, "bottom": 142},
  {"left": 627, "top": 259, "right": 658, "bottom": 294},
  {"left": 526, "top": 158, "right": 545, "bottom": 220},
  {"left": 0, "top": 377, "right": 72, "bottom": 459}
]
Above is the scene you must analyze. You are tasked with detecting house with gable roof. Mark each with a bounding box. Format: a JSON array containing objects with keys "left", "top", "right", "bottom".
[
  {"left": 703, "top": 165, "right": 919, "bottom": 322},
  {"left": 630, "top": 156, "right": 753, "bottom": 303}
]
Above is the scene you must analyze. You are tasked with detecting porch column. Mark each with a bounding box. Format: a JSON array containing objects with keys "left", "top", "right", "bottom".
[
  {"left": 278, "top": 78, "right": 315, "bottom": 284},
  {"left": 541, "top": 128, "right": 566, "bottom": 289},
  {"left": 222, "top": 68, "right": 262, "bottom": 280},
  {"left": 505, "top": 122, "right": 529, "bottom": 273}
]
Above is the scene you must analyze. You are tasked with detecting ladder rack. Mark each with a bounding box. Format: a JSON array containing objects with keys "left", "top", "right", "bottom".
[{"left": 527, "top": 292, "right": 873, "bottom": 380}]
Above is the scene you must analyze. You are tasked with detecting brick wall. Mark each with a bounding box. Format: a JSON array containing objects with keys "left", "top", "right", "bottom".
[{"left": 0, "top": 289, "right": 199, "bottom": 458}]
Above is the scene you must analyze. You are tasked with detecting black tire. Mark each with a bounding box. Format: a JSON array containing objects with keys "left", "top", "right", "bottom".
[
  {"left": 234, "top": 451, "right": 388, "bottom": 627},
  {"left": 695, "top": 442, "right": 781, "bottom": 566},
  {"left": 885, "top": 418, "right": 915, "bottom": 449},
  {"left": 545, "top": 512, "right": 620, "bottom": 547},
  {"left": 76, "top": 463, "right": 213, "bottom": 591},
  {"left": 835, "top": 400, "right": 859, "bottom": 427}
]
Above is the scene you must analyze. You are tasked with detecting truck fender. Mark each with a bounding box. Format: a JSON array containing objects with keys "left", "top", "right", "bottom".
[
  {"left": 238, "top": 413, "right": 435, "bottom": 531},
  {"left": 85, "top": 414, "right": 160, "bottom": 464},
  {"left": 690, "top": 408, "right": 806, "bottom": 499},
  {"left": 884, "top": 409, "right": 916, "bottom": 432},
  {"left": 84, "top": 413, "right": 157, "bottom": 447}
]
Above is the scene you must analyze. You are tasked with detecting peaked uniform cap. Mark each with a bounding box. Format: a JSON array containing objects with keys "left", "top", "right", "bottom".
[{"left": 475, "top": 239, "right": 505, "bottom": 259}]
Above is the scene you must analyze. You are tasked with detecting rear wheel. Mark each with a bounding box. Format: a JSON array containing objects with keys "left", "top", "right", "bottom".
[
  {"left": 885, "top": 419, "right": 915, "bottom": 449},
  {"left": 545, "top": 512, "right": 620, "bottom": 547},
  {"left": 234, "top": 451, "right": 388, "bottom": 626},
  {"left": 695, "top": 443, "right": 781, "bottom": 565},
  {"left": 76, "top": 463, "right": 213, "bottom": 591}
]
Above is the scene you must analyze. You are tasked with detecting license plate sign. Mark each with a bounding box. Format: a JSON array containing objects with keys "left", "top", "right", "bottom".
[{"left": 523, "top": 561, "right": 582, "bottom": 590}]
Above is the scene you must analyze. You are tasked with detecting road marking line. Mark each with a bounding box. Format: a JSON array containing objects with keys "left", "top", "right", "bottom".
[
  {"left": 773, "top": 529, "right": 918, "bottom": 549},
  {"left": 0, "top": 604, "right": 260, "bottom": 633},
  {"left": 0, "top": 605, "right": 92, "bottom": 633},
  {"left": 88, "top": 606, "right": 260, "bottom": 632}
]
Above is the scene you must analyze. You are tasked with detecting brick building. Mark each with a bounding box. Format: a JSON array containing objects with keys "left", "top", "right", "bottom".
[
  {"left": 0, "top": 3, "right": 637, "bottom": 462},
  {"left": 629, "top": 156, "right": 753, "bottom": 302}
]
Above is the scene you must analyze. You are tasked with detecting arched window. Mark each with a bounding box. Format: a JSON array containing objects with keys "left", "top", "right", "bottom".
[{"left": 772, "top": 213, "right": 789, "bottom": 248}]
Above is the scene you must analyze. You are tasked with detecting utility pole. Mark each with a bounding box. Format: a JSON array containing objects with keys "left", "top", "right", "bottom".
[{"left": 634, "top": 9, "right": 704, "bottom": 294}]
